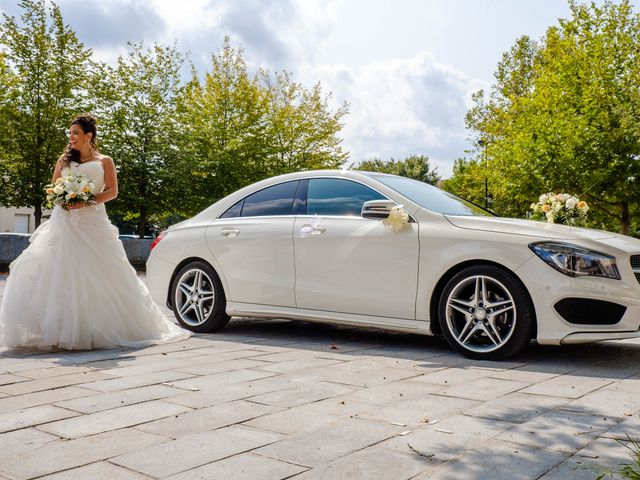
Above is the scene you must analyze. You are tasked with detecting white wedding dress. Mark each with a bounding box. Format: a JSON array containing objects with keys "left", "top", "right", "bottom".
[{"left": 0, "top": 160, "right": 192, "bottom": 350}]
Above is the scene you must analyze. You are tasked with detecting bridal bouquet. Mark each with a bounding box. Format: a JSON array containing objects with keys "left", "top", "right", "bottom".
[
  {"left": 530, "top": 193, "right": 589, "bottom": 226},
  {"left": 44, "top": 174, "right": 97, "bottom": 210}
]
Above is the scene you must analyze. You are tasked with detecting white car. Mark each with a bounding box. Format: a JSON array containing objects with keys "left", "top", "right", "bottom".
[{"left": 146, "top": 170, "right": 640, "bottom": 359}]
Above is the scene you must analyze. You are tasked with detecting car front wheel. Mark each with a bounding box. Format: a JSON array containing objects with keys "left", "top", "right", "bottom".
[
  {"left": 438, "top": 265, "right": 535, "bottom": 360},
  {"left": 170, "top": 261, "right": 230, "bottom": 333}
]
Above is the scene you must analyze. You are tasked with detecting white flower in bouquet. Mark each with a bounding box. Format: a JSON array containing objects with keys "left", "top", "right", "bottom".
[
  {"left": 530, "top": 192, "right": 588, "bottom": 226},
  {"left": 44, "top": 173, "right": 96, "bottom": 210}
]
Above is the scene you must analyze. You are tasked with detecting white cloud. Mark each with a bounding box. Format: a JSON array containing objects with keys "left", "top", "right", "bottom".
[
  {"left": 30, "top": 0, "right": 493, "bottom": 177},
  {"left": 308, "top": 52, "right": 487, "bottom": 177}
]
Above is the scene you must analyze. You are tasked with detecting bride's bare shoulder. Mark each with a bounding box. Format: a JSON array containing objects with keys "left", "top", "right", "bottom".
[{"left": 96, "top": 153, "right": 115, "bottom": 166}]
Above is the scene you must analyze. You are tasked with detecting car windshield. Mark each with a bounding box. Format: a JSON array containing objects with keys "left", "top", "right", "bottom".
[{"left": 371, "top": 175, "right": 494, "bottom": 217}]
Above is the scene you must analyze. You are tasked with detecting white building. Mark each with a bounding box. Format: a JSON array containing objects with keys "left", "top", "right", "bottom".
[{"left": 0, "top": 206, "right": 49, "bottom": 233}]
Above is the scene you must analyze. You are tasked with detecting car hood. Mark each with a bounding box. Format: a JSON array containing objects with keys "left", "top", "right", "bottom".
[
  {"left": 445, "top": 215, "right": 640, "bottom": 253},
  {"left": 444, "top": 215, "right": 615, "bottom": 240}
]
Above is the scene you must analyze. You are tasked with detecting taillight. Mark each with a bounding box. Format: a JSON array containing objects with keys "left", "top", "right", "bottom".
[{"left": 150, "top": 231, "right": 167, "bottom": 251}]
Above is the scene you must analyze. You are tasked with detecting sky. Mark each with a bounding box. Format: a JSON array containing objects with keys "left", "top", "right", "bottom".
[{"left": 0, "top": 0, "right": 628, "bottom": 177}]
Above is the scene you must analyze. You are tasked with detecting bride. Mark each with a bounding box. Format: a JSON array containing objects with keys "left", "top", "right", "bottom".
[{"left": 0, "top": 114, "right": 192, "bottom": 349}]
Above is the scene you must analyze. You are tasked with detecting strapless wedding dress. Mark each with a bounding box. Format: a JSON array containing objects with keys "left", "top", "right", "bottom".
[{"left": 0, "top": 160, "right": 192, "bottom": 349}]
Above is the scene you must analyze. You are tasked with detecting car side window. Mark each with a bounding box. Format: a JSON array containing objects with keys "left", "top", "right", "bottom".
[
  {"left": 219, "top": 199, "right": 243, "bottom": 218},
  {"left": 307, "top": 178, "right": 386, "bottom": 216},
  {"left": 240, "top": 180, "right": 299, "bottom": 217}
]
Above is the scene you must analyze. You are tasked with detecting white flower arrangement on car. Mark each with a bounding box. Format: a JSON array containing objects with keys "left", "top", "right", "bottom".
[
  {"left": 530, "top": 193, "right": 589, "bottom": 226},
  {"left": 383, "top": 205, "right": 410, "bottom": 231},
  {"left": 44, "top": 174, "right": 97, "bottom": 210}
]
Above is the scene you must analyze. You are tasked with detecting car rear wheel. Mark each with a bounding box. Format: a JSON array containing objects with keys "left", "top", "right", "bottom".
[
  {"left": 171, "top": 261, "right": 230, "bottom": 333},
  {"left": 438, "top": 265, "right": 535, "bottom": 360}
]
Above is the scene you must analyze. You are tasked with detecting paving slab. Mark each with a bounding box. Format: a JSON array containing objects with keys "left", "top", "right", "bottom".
[
  {"left": 462, "top": 392, "right": 570, "bottom": 424},
  {"left": 246, "top": 379, "right": 357, "bottom": 408},
  {"left": 0, "top": 373, "right": 29, "bottom": 385},
  {"left": 540, "top": 437, "right": 636, "bottom": 480},
  {"left": 302, "top": 358, "right": 421, "bottom": 387},
  {"left": 520, "top": 374, "right": 614, "bottom": 399},
  {"left": 255, "top": 417, "right": 404, "bottom": 467},
  {"left": 433, "top": 376, "right": 530, "bottom": 401},
  {"left": 0, "top": 370, "right": 115, "bottom": 396},
  {"left": 244, "top": 396, "right": 373, "bottom": 434},
  {"left": 78, "top": 369, "right": 196, "bottom": 392},
  {"left": 162, "top": 375, "right": 291, "bottom": 409},
  {"left": 37, "top": 400, "right": 192, "bottom": 438},
  {"left": 381, "top": 414, "right": 514, "bottom": 462},
  {"left": 165, "top": 453, "right": 307, "bottom": 480},
  {"left": 0, "top": 428, "right": 59, "bottom": 461},
  {"left": 559, "top": 384, "right": 640, "bottom": 418},
  {"left": 0, "top": 386, "right": 95, "bottom": 414},
  {"left": 53, "top": 384, "right": 184, "bottom": 413},
  {"left": 291, "top": 445, "right": 432, "bottom": 480},
  {"left": 340, "top": 378, "right": 444, "bottom": 406},
  {"left": 355, "top": 394, "right": 480, "bottom": 428},
  {"left": 38, "top": 462, "right": 152, "bottom": 480},
  {"left": 410, "top": 366, "right": 495, "bottom": 386},
  {"left": 111, "top": 425, "right": 283, "bottom": 478},
  {"left": 412, "top": 439, "right": 569, "bottom": 480},
  {"left": 601, "top": 415, "right": 640, "bottom": 441},
  {"left": 16, "top": 365, "right": 94, "bottom": 379},
  {"left": 136, "top": 399, "right": 281, "bottom": 438},
  {"left": 0, "top": 404, "right": 78, "bottom": 433},
  {"left": 0, "top": 427, "right": 167, "bottom": 479},
  {"left": 496, "top": 410, "right": 619, "bottom": 453}
]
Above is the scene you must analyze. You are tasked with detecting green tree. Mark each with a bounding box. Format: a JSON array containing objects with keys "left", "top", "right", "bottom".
[
  {"left": 0, "top": 0, "right": 91, "bottom": 226},
  {"left": 177, "top": 39, "right": 271, "bottom": 213},
  {"left": 178, "top": 38, "right": 350, "bottom": 214},
  {"left": 92, "top": 43, "right": 185, "bottom": 237},
  {"left": 353, "top": 154, "right": 441, "bottom": 185},
  {"left": 262, "top": 70, "right": 348, "bottom": 176},
  {"left": 441, "top": 158, "right": 487, "bottom": 206},
  {"left": 458, "top": 0, "right": 640, "bottom": 234}
]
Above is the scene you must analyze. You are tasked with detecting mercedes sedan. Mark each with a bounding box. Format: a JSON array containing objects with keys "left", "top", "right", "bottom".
[{"left": 146, "top": 170, "right": 640, "bottom": 359}]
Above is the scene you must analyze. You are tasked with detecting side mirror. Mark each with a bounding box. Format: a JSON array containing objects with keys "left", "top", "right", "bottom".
[{"left": 361, "top": 199, "right": 397, "bottom": 219}]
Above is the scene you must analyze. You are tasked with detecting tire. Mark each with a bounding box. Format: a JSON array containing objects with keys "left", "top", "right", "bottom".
[
  {"left": 438, "top": 265, "right": 535, "bottom": 360},
  {"left": 170, "top": 261, "right": 230, "bottom": 333}
]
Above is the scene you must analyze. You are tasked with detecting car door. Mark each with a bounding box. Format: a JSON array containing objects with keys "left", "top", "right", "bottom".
[
  {"left": 206, "top": 180, "right": 301, "bottom": 307},
  {"left": 294, "top": 177, "right": 420, "bottom": 319}
]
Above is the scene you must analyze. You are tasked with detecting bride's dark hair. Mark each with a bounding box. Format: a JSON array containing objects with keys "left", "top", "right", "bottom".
[{"left": 61, "top": 113, "right": 98, "bottom": 167}]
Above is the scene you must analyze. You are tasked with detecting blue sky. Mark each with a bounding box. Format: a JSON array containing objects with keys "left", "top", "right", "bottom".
[{"left": 1, "top": 0, "right": 631, "bottom": 177}]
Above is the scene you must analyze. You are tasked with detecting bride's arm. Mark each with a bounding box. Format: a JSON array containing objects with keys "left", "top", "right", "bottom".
[
  {"left": 94, "top": 156, "right": 118, "bottom": 204},
  {"left": 52, "top": 156, "right": 64, "bottom": 183}
]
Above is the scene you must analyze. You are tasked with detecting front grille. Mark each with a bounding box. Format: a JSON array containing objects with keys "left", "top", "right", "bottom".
[{"left": 631, "top": 255, "right": 640, "bottom": 284}]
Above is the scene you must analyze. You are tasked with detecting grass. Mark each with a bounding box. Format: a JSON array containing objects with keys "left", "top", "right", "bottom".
[
  {"left": 596, "top": 436, "right": 640, "bottom": 480},
  {"left": 618, "top": 436, "right": 640, "bottom": 480}
]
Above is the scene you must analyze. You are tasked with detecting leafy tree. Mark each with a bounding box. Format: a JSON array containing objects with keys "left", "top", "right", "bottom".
[
  {"left": 176, "top": 39, "right": 271, "bottom": 213},
  {"left": 458, "top": 0, "right": 640, "bottom": 235},
  {"left": 0, "top": 0, "right": 91, "bottom": 226},
  {"left": 262, "top": 70, "right": 348, "bottom": 176},
  {"left": 92, "top": 43, "right": 185, "bottom": 237},
  {"left": 353, "top": 154, "right": 441, "bottom": 185},
  {"left": 177, "top": 38, "right": 350, "bottom": 214},
  {"left": 441, "top": 158, "right": 487, "bottom": 206}
]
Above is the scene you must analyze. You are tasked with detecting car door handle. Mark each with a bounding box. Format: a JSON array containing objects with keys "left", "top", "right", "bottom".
[
  {"left": 220, "top": 228, "right": 240, "bottom": 236},
  {"left": 300, "top": 225, "right": 326, "bottom": 235}
]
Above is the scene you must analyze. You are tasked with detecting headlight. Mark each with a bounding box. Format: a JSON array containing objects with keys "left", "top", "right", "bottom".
[{"left": 529, "top": 242, "right": 620, "bottom": 279}]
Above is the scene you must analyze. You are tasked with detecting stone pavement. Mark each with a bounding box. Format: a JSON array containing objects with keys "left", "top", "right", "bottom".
[{"left": 1, "top": 275, "right": 640, "bottom": 479}]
